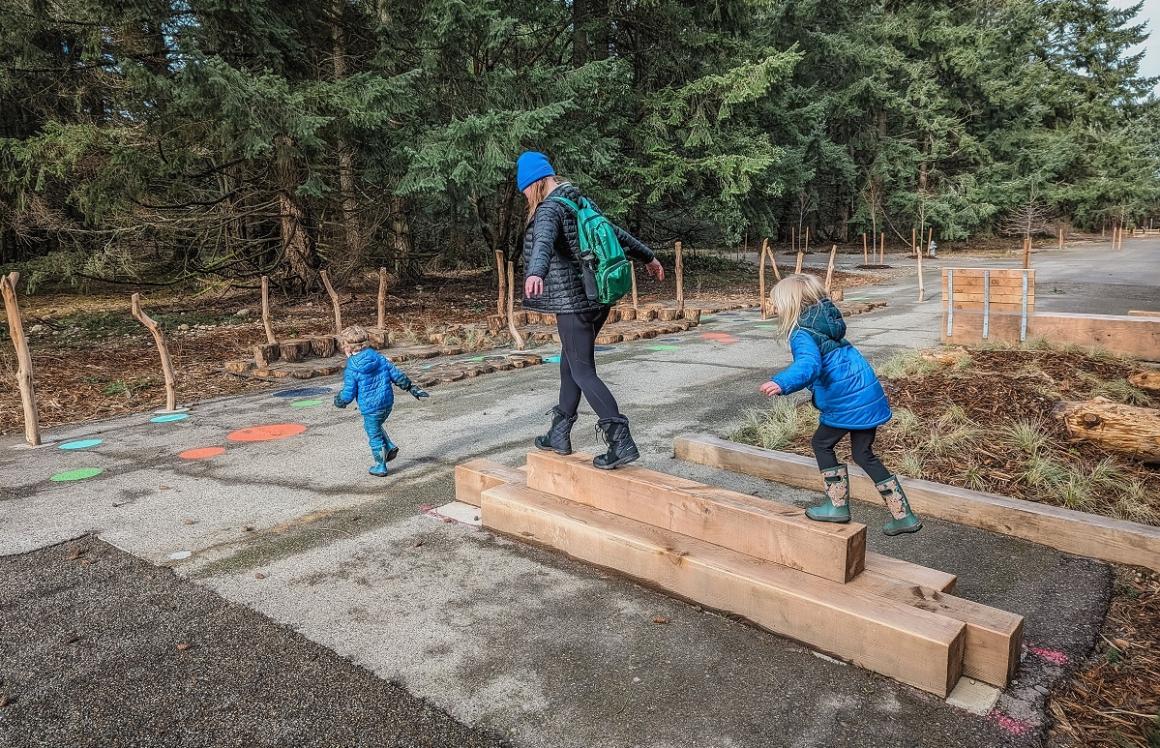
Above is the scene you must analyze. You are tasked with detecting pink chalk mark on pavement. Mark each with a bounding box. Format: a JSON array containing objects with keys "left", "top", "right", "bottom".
[
  {"left": 989, "top": 711, "right": 1033, "bottom": 736},
  {"left": 1028, "top": 645, "right": 1069, "bottom": 665}
]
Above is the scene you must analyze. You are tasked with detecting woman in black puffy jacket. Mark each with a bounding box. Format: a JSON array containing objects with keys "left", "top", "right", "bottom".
[{"left": 517, "top": 151, "right": 664, "bottom": 469}]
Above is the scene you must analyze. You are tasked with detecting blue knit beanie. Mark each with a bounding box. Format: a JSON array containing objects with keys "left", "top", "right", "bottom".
[{"left": 516, "top": 151, "right": 555, "bottom": 192}]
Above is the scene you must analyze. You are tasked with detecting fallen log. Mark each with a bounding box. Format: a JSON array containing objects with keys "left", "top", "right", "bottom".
[
  {"left": 1128, "top": 370, "right": 1160, "bottom": 395},
  {"left": 1053, "top": 397, "right": 1160, "bottom": 461}
]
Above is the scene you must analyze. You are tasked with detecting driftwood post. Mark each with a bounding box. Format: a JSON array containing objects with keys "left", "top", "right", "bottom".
[
  {"left": 911, "top": 227, "right": 917, "bottom": 258},
  {"left": 1, "top": 272, "right": 40, "bottom": 445},
  {"left": 130, "top": 292, "right": 177, "bottom": 412},
  {"left": 630, "top": 262, "right": 639, "bottom": 310},
  {"left": 319, "top": 270, "right": 342, "bottom": 335},
  {"left": 824, "top": 245, "right": 837, "bottom": 293},
  {"left": 862, "top": 233, "right": 868, "bottom": 264},
  {"left": 494, "top": 250, "right": 506, "bottom": 319},
  {"left": 916, "top": 242, "right": 925, "bottom": 302},
  {"left": 675, "top": 240, "right": 685, "bottom": 313},
  {"left": 506, "top": 261, "right": 526, "bottom": 350},
  {"left": 794, "top": 249, "right": 804, "bottom": 274},
  {"left": 879, "top": 232, "right": 885, "bottom": 264},
  {"left": 1022, "top": 236, "right": 1031, "bottom": 269},
  {"left": 759, "top": 240, "right": 768, "bottom": 319},
  {"left": 260, "top": 276, "right": 277, "bottom": 346},
  {"left": 377, "top": 267, "right": 387, "bottom": 330},
  {"left": 769, "top": 239, "right": 781, "bottom": 282},
  {"left": 803, "top": 227, "right": 810, "bottom": 254}
]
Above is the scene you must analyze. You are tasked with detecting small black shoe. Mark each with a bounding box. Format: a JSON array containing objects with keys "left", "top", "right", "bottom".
[
  {"left": 385, "top": 445, "right": 400, "bottom": 462},
  {"left": 593, "top": 417, "right": 640, "bottom": 470},
  {"left": 534, "top": 407, "right": 577, "bottom": 455}
]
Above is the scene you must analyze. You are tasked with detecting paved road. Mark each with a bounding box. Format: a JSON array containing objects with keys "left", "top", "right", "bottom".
[{"left": 3, "top": 240, "right": 1155, "bottom": 747}]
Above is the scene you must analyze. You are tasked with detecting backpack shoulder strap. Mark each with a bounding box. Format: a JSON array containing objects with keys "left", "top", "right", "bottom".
[{"left": 549, "top": 195, "right": 583, "bottom": 213}]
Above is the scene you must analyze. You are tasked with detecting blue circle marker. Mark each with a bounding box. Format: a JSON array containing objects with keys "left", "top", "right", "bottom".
[
  {"left": 273, "top": 386, "right": 332, "bottom": 398},
  {"left": 60, "top": 438, "right": 103, "bottom": 450},
  {"left": 150, "top": 413, "right": 189, "bottom": 423}
]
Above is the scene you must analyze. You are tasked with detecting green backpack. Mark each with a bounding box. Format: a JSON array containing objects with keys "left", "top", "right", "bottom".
[{"left": 550, "top": 195, "right": 634, "bottom": 305}]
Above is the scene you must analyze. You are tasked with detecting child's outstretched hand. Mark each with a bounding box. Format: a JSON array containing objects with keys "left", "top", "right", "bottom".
[
  {"left": 333, "top": 395, "right": 349, "bottom": 409},
  {"left": 760, "top": 381, "right": 783, "bottom": 398},
  {"left": 409, "top": 385, "right": 429, "bottom": 400}
]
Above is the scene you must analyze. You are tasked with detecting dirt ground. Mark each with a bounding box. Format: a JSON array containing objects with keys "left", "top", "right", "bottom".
[{"left": 0, "top": 257, "right": 878, "bottom": 436}]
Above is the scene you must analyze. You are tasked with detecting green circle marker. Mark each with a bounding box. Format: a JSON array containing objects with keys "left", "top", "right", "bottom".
[
  {"left": 290, "top": 398, "right": 323, "bottom": 409},
  {"left": 51, "top": 467, "right": 104, "bottom": 482},
  {"left": 649, "top": 344, "right": 680, "bottom": 352}
]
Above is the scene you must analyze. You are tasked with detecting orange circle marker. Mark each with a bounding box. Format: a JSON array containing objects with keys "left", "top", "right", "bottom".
[
  {"left": 227, "top": 423, "right": 307, "bottom": 443},
  {"left": 180, "top": 446, "right": 226, "bottom": 460}
]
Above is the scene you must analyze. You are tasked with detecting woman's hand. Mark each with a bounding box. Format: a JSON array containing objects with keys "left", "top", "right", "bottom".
[
  {"left": 525, "top": 275, "right": 544, "bottom": 298},
  {"left": 645, "top": 259, "right": 664, "bottom": 281},
  {"left": 760, "top": 381, "right": 782, "bottom": 397}
]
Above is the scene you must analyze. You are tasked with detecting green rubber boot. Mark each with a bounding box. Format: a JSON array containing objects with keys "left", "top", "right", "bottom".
[
  {"left": 806, "top": 465, "right": 852, "bottom": 523},
  {"left": 877, "top": 475, "right": 922, "bottom": 536}
]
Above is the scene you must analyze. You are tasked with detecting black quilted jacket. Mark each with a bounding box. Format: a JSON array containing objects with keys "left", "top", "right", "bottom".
[{"left": 521, "top": 183, "right": 655, "bottom": 314}]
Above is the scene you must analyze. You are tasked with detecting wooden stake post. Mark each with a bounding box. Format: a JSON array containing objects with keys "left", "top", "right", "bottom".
[
  {"left": 1, "top": 272, "right": 40, "bottom": 445},
  {"left": 916, "top": 243, "right": 925, "bottom": 302},
  {"left": 1022, "top": 236, "right": 1031, "bottom": 269},
  {"left": 824, "top": 245, "right": 837, "bottom": 293},
  {"left": 675, "top": 240, "right": 685, "bottom": 313},
  {"left": 130, "top": 292, "right": 177, "bottom": 412},
  {"left": 862, "top": 233, "right": 869, "bottom": 264},
  {"left": 759, "top": 240, "right": 768, "bottom": 319},
  {"left": 319, "top": 269, "right": 342, "bottom": 335},
  {"left": 494, "top": 251, "right": 506, "bottom": 319},
  {"left": 879, "top": 232, "right": 885, "bottom": 264},
  {"left": 912, "top": 228, "right": 917, "bottom": 258},
  {"left": 507, "top": 261, "right": 526, "bottom": 350},
  {"left": 260, "top": 276, "right": 277, "bottom": 346}
]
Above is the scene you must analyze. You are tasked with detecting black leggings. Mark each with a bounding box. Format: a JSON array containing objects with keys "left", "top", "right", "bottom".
[
  {"left": 556, "top": 307, "right": 622, "bottom": 421},
  {"left": 811, "top": 424, "right": 892, "bottom": 483}
]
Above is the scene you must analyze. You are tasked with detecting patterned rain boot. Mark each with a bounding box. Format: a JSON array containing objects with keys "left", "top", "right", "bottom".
[
  {"left": 535, "top": 407, "right": 578, "bottom": 455},
  {"left": 368, "top": 447, "right": 390, "bottom": 477},
  {"left": 877, "top": 475, "right": 922, "bottom": 536},
  {"left": 806, "top": 465, "right": 852, "bottom": 523},
  {"left": 593, "top": 417, "right": 640, "bottom": 470}
]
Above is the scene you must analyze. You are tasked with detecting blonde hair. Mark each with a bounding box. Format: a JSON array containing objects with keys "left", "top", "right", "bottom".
[
  {"left": 770, "top": 274, "right": 828, "bottom": 337},
  {"left": 523, "top": 176, "right": 569, "bottom": 222},
  {"left": 340, "top": 324, "right": 370, "bottom": 351}
]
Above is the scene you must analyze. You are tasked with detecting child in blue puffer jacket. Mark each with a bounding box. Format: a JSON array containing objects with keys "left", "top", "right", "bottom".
[
  {"left": 333, "top": 325, "right": 429, "bottom": 477},
  {"left": 761, "top": 274, "right": 921, "bottom": 536}
]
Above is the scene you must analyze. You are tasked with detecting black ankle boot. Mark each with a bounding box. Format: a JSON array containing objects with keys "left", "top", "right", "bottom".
[
  {"left": 593, "top": 417, "right": 640, "bottom": 470},
  {"left": 535, "top": 407, "right": 577, "bottom": 455}
]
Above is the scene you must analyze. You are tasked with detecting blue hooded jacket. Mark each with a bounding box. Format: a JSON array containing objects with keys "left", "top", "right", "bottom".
[
  {"left": 335, "top": 348, "right": 413, "bottom": 415},
  {"left": 771, "top": 300, "right": 892, "bottom": 430}
]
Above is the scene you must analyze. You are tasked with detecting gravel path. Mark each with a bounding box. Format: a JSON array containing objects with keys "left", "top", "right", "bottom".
[{"left": 0, "top": 536, "right": 509, "bottom": 748}]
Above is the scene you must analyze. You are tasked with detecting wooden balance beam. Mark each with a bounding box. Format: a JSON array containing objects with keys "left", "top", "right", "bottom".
[
  {"left": 524, "top": 452, "right": 1020, "bottom": 687},
  {"left": 525, "top": 451, "right": 866, "bottom": 584},
  {"left": 454, "top": 458, "right": 956, "bottom": 592},
  {"left": 482, "top": 481, "right": 967, "bottom": 696}
]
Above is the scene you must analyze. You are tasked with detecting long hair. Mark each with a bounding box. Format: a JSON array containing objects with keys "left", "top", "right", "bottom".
[
  {"left": 523, "top": 176, "right": 568, "bottom": 223},
  {"left": 771, "top": 274, "right": 828, "bottom": 338}
]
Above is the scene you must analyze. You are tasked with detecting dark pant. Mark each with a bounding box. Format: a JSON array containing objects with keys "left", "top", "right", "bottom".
[
  {"left": 556, "top": 307, "right": 622, "bottom": 421},
  {"left": 811, "top": 424, "right": 892, "bottom": 484}
]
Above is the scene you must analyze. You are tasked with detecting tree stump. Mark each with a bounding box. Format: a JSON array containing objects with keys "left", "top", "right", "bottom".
[{"left": 1053, "top": 397, "right": 1160, "bottom": 461}]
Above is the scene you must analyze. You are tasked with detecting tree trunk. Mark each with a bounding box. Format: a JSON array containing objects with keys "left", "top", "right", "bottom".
[
  {"left": 1128, "top": 370, "right": 1160, "bottom": 395},
  {"left": 573, "top": 0, "right": 588, "bottom": 67},
  {"left": 274, "top": 135, "right": 321, "bottom": 291},
  {"left": 390, "top": 195, "right": 419, "bottom": 282},
  {"left": 1053, "top": 397, "right": 1160, "bottom": 461},
  {"left": 331, "top": 0, "right": 367, "bottom": 269}
]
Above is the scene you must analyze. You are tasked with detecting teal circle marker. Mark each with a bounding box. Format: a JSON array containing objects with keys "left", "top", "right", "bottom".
[
  {"left": 544, "top": 354, "right": 561, "bottom": 364},
  {"left": 151, "top": 413, "right": 189, "bottom": 424},
  {"left": 60, "top": 438, "right": 103, "bottom": 451},
  {"left": 51, "top": 467, "right": 103, "bottom": 482},
  {"left": 470, "top": 356, "right": 486, "bottom": 362},
  {"left": 290, "top": 398, "right": 323, "bottom": 409}
]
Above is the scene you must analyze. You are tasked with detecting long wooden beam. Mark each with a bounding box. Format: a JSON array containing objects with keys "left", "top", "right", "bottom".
[
  {"left": 526, "top": 451, "right": 866, "bottom": 583},
  {"left": 674, "top": 434, "right": 1160, "bottom": 572},
  {"left": 483, "top": 482, "right": 966, "bottom": 696}
]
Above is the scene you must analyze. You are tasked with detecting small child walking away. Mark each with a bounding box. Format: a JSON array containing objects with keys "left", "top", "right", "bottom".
[
  {"left": 761, "top": 274, "right": 921, "bottom": 536},
  {"left": 333, "top": 325, "right": 429, "bottom": 477}
]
